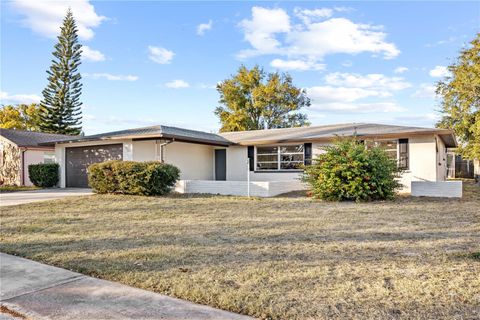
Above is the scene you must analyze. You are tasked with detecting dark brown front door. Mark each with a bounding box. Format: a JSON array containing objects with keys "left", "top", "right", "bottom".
[{"left": 66, "top": 144, "right": 123, "bottom": 188}]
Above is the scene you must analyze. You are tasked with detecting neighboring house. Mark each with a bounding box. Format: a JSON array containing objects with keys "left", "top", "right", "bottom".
[
  {"left": 0, "top": 129, "right": 72, "bottom": 186},
  {"left": 43, "top": 123, "right": 457, "bottom": 196}
]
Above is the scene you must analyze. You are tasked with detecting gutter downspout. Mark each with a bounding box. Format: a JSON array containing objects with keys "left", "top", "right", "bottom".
[
  {"left": 20, "top": 147, "right": 26, "bottom": 186},
  {"left": 157, "top": 139, "right": 174, "bottom": 163}
]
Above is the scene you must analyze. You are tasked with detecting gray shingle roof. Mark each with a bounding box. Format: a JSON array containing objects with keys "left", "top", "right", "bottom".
[
  {"left": 0, "top": 129, "right": 73, "bottom": 147},
  {"left": 219, "top": 123, "right": 457, "bottom": 146},
  {"left": 47, "top": 125, "right": 232, "bottom": 146},
  {"left": 38, "top": 123, "right": 457, "bottom": 148}
]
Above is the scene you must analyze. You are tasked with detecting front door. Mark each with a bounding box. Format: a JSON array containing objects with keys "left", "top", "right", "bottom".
[{"left": 215, "top": 149, "right": 226, "bottom": 181}]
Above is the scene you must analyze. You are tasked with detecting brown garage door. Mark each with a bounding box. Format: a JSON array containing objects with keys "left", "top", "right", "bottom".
[{"left": 66, "top": 144, "right": 123, "bottom": 188}]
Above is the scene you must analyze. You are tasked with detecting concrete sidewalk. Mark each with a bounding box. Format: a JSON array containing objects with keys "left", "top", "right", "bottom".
[
  {"left": 0, "top": 189, "right": 93, "bottom": 207},
  {"left": 0, "top": 253, "right": 252, "bottom": 320}
]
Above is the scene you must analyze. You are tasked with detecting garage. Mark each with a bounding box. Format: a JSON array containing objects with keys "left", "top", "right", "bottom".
[{"left": 66, "top": 144, "right": 123, "bottom": 188}]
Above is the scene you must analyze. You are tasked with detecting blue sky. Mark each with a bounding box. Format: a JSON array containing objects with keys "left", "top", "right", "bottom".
[{"left": 1, "top": 1, "right": 479, "bottom": 134}]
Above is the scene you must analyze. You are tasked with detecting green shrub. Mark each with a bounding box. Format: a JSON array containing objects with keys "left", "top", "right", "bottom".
[
  {"left": 28, "top": 163, "right": 59, "bottom": 187},
  {"left": 303, "top": 138, "right": 402, "bottom": 201},
  {"left": 88, "top": 160, "right": 180, "bottom": 196}
]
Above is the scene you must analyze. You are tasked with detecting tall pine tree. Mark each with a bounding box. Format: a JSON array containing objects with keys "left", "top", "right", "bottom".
[{"left": 40, "top": 9, "right": 83, "bottom": 135}]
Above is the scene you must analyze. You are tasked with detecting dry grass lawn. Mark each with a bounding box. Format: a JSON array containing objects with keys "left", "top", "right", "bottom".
[{"left": 1, "top": 182, "right": 479, "bottom": 319}]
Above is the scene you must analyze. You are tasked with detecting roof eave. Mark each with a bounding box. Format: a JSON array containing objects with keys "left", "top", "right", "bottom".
[
  {"left": 229, "top": 130, "right": 457, "bottom": 146},
  {"left": 43, "top": 133, "right": 233, "bottom": 147}
]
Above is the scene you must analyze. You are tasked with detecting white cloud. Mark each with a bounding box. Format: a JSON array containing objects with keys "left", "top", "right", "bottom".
[
  {"left": 198, "top": 83, "right": 217, "bottom": 89},
  {"left": 165, "top": 80, "right": 190, "bottom": 89},
  {"left": 238, "top": 7, "right": 291, "bottom": 57},
  {"left": 425, "top": 37, "right": 456, "bottom": 48},
  {"left": 238, "top": 6, "right": 400, "bottom": 68},
  {"left": 197, "top": 20, "right": 213, "bottom": 35},
  {"left": 306, "top": 72, "right": 410, "bottom": 114},
  {"left": 394, "top": 66, "right": 408, "bottom": 74},
  {"left": 412, "top": 83, "right": 437, "bottom": 99},
  {"left": 11, "top": 0, "right": 106, "bottom": 40},
  {"left": 0, "top": 91, "right": 41, "bottom": 104},
  {"left": 324, "top": 72, "right": 411, "bottom": 91},
  {"left": 270, "top": 59, "right": 325, "bottom": 71},
  {"left": 307, "top": 86, "right": 390, "bottom": 102},
  {"left": 86, "top": 73, "right": 138, "bottom": 81},
  {"left": 287, "top": 18, "right": 399, "bottom": 59},
  {"left": 294, "top": 7, "right": 333, "bottom": 23},
  {"left": 429, "top": 65, "right": 450, "bottom": 78},
  {"left": 393, "top": 113, "right": 440, "bottom": 127},
  {"left": 310, "top": 101, "right": 406, "bottom": 113},
  {"left": 148, "top": 46, "right": 174, "bottom": 64},
  {"left": 82, "top": 46, "right": 105, "bottom": 62}
]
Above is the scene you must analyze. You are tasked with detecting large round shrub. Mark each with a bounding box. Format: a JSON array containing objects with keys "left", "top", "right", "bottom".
[
  {"left": 28, "top": 163, "right": 59, "bottom": 187},
  {"left": 88, "top": 160, "right": 180, "bottom": 196},
  {"left": 303, "top": 139, "right": 402, "bottom": 201}
]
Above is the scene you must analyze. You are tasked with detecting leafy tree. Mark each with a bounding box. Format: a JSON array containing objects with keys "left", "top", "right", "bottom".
[
  {"left": 39, "top": 9, "right": 83, "bottom": 135},
  {"left": 0, "top": 104, "right": 42, "bottom": 131},
  {"left": 215, "top": 65, "right": 310, "bottom": 132},
  {"left": 303, "top": 138, "right": 402, "bottom": 201},
  {"left": 437, "top": 33, "right": 480, "bottom": 160}
]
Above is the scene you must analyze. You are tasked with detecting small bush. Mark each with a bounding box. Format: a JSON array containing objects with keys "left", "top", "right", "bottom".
[
  {"left": 28, "top": 163, "right": 59, "bottom": 187},
  {"left": 303, "top": 138, "right": 402, "bottom": 201},
  {"left": 88, "top": 160, "right": 180, "bottom": 196}
]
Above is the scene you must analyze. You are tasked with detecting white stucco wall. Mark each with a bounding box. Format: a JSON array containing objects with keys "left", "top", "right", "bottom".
[
  {"left": 53, "top": 133, "right": 451, "bottom": 193},
  {"left": 225, "top": 135, "right": 447, "bottom": 193},
  {"left": 23, "top": 149, "right": 53, "bottom": 186},
  {"left": 132, "top": 140, "right": 157, "bottom": 162},
  {"left": 163, "top": 142, "right": 215, "bottom": 180},
  {"left": 404, "top": 134, "right": 438, "bottom": 183},
  {"left": 226, "top": 146, "right": 248, "bottom": 180}
]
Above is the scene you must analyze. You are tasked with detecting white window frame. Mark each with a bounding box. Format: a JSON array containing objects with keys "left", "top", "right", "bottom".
[
  {"left": 367, "top": 139, "right": 409, "bottom": 170},
  {"left": 43, "top": 151, "right": 56, "bottom": 164},
  {"left": 255, "top": 144, "right": 304, "bottom": 171}
]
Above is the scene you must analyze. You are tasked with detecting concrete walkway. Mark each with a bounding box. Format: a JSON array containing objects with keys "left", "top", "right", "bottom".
[
  {"left": 0, "top": 253, "right": 251, "bottom": 320},
  {"left": 0, "top": 189, "right": 93, "bottom": 207}
]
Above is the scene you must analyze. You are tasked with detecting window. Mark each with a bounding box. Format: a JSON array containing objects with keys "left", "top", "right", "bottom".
[
  {"left": 398, "top": 139, "right": 409, "bottom": 169},
  {"left": 43, "top": 152, "right": 55, "bottom": 164},
  {"left": 366, "top": 139, "right": 409, "bottom": 170},
  {"left": 256, "top": 145, "right": 304, "bottom": 171}
]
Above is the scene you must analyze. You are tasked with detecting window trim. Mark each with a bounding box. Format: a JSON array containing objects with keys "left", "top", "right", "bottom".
[
  {"left": 255, "top": 144, "right": 305, "bottom": 171},
  {"left": 367, "top": 138, "right": 409, "bottom": 170},
  {"left": 43, "top": 151, "right": 56, "bottom": 164}
]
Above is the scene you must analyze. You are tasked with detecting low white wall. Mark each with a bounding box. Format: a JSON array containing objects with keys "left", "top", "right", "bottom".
[
  {"left": 411, "top": 181, "right": 462, "bottom": 198},
  {"left": 175, "top": 180, "right": 306, "bottom": 197}
]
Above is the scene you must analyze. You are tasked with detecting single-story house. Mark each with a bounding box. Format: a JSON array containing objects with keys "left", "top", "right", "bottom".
[
  {"left": 0, "top": 129, "right": 72, "bottom": 186},
  {"left": 42, "top": 123, "right": 457, "bottom": 196}
]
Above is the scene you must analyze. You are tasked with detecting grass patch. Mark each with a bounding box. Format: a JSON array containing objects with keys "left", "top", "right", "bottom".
[
  {"left": 1, "top": 182, "right": 479, "bottom": 319},
  {"left": 0, "top": 186, "right": 39, "bottom": 193},
  {"left": 470, "top": 252, "right": 480, "bottom": 261}
]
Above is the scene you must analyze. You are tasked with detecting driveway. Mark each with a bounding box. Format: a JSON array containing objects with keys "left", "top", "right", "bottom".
[
  {"left": 0, "top": 188, "right": 93, "bottom": 207},
  {"left": 0, "top": 253, "right": 251, "bottom": 320}
]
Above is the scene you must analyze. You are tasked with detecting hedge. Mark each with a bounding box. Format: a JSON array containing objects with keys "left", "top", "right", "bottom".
[
  {"left": 303, "top": 138, "right": 402, "bottom": 201},
  {"left": 28, "top": 163, "right": 59, "bottom": 187},
  {"left": 88, "top": 160, "right": 180, "bottom": 196}
]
